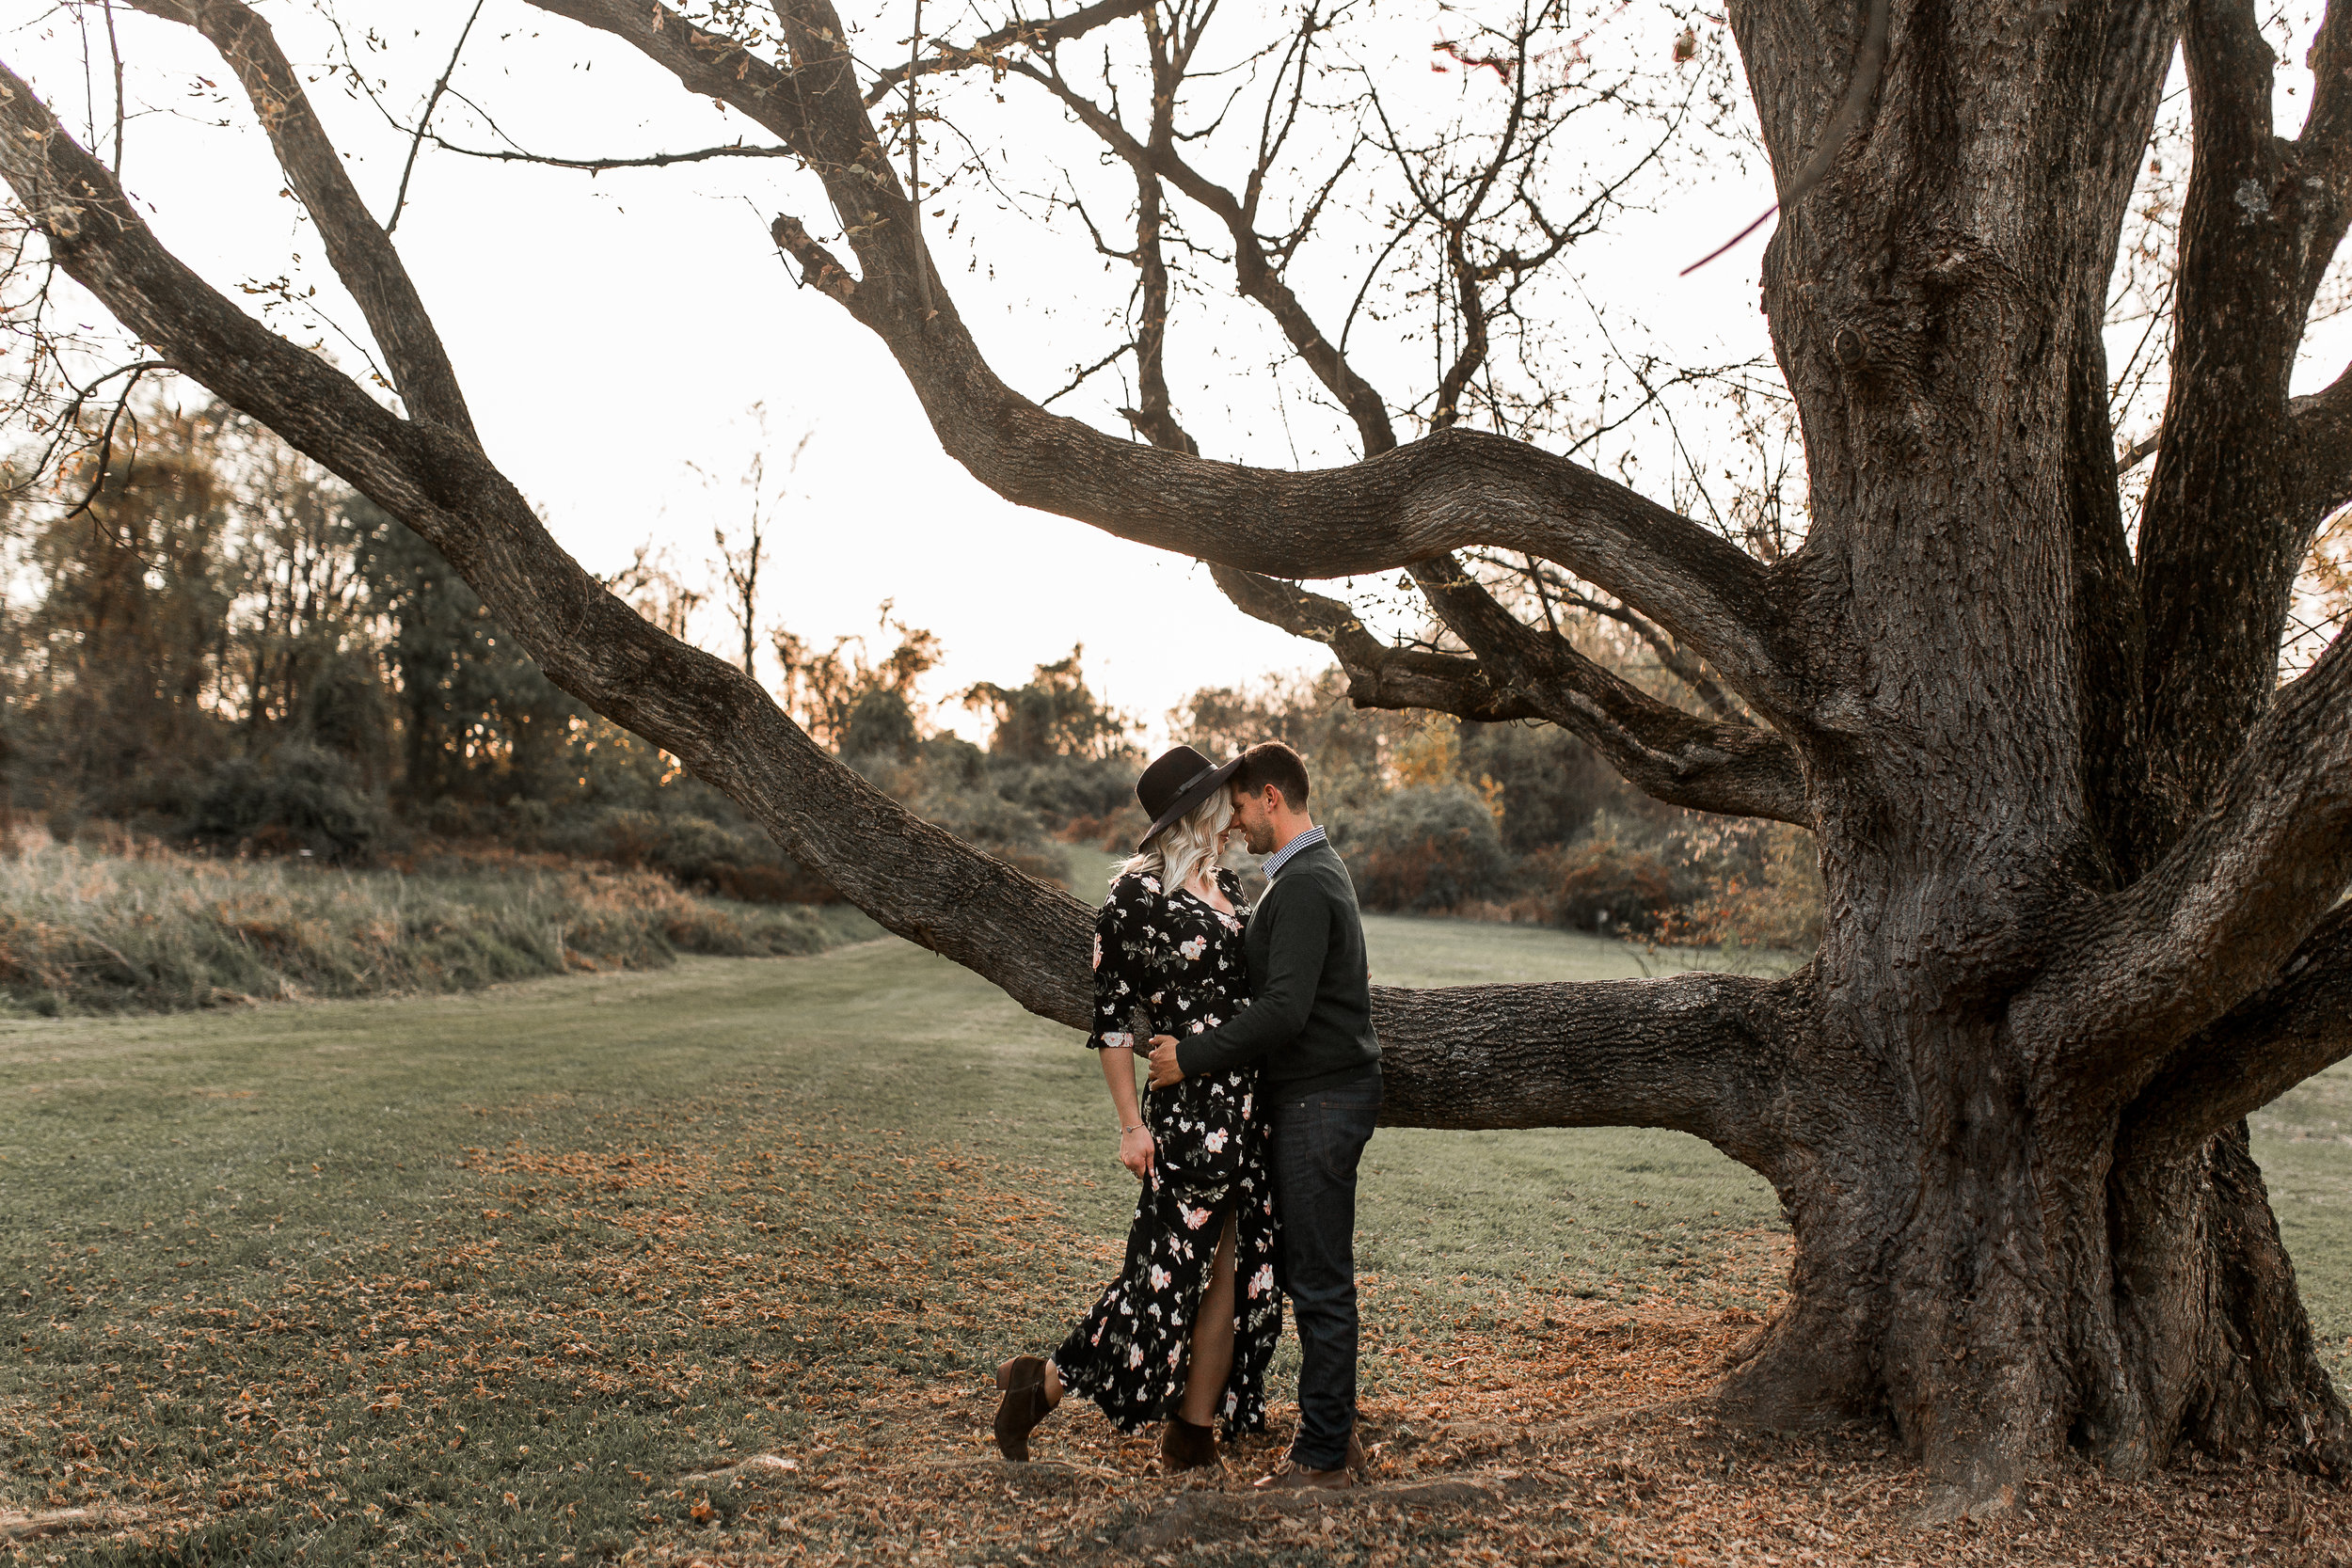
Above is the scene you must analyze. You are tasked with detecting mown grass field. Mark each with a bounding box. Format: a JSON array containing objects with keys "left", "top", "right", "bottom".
[{"left": 3, "top": 914, "right": 2347, "bottom": 1566}]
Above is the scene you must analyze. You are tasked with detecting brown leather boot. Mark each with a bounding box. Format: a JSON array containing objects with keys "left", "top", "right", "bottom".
[
  {"left": 993, "top": 1355, "right": 1055, "bottom": 1462},
  {"left": 1159, "top": 1415, "right": 1219, "bottom": 1473}
]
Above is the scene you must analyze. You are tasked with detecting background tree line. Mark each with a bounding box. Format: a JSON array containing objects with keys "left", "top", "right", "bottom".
[{"left": 2, "top": 399, "right": 1820, "bottom": 954}]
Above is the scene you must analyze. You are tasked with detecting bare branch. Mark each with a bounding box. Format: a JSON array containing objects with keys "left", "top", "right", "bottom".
[
  {"left": 524, "top": 0, "right": 817, "bottom": 156},
  {"left": 387, "top": 0, "right": 485, "bottom": 234},
  {"left": 1404, "top": 554, "right": 1805, "bottom": 823},
  {"left": 859, "top": 0, "right": 1155, "bottom": 108},
  {"left": 121, "top": 0, "right": 475, "bottom": 436},
  {"left": 0, "top": 57, "right": 1795, "bottom": 1147},
  {"left": 1009, "top": 56, "right": 1401, "bottom": 455},
  {"left": 422, "top": 135, "right": 798, "bottom": 175},
  {"left": 1206, "top": 563, "right": 1543, "bottom": 723},
  {"left": 524, "top": 0, "right": 1793, "bottom": 709},
  {"left": 1212, "top": 557, "right": 1805, "bottom": 824},
  {"left": 1512, "top": 560, "right": 1746, "bottom": 724}
]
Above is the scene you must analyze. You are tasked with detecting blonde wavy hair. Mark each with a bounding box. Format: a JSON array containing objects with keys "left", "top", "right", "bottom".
[{"left": 1120, "top": 787, "right": 1232, "bottom": 897}]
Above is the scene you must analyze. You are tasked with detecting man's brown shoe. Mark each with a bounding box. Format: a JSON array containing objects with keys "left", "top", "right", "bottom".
[
  {"left": 1253, "top": 1459, "right": 1354, "bottom": 1491},
  {"left": 993, "top": 1355, "right": 1055, "bottom": 1462}
]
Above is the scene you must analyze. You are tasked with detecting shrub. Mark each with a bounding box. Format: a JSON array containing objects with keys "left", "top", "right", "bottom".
[
  {"left": 185, "top": 743, "right": 387, "bottom": 862},
  {"left": 987, "top": 753, "right": 1136, "bottom": 830},
  {"left": 1531, "top": 825, "right": 1684, "bottom": 932},
  {"left": 1058, "top": 801, "right": 1152, "bottom": 852},
  {"left": 1654, "top": 819, "right": 1824, "bottom": 955},
  {"left": 0, "top": 838, "right": 879, "bottom": 1015},
  {"left": 536, "top": 808, "right": 837, "bottom": 904},
  {"left": 1337, "top": 784, "right": 1515, "bottom": 913},
  {"left": 849, "top": 744, "right": 1071, "bottom": 885}
]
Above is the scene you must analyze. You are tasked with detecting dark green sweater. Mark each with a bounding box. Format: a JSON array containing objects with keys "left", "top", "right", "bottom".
[{"left": 1174, "top": 836, "right": 1381, "bottom": 1094}]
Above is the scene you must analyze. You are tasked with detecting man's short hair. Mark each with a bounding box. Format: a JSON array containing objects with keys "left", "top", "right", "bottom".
[{"left": 1230, "top": 740, "right": 1311, "bottom": 810}]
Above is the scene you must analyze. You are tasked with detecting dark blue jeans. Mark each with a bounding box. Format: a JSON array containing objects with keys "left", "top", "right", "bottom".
[{"left": 1268, "top": 1073, "right": 1380, "bottom": 1470}]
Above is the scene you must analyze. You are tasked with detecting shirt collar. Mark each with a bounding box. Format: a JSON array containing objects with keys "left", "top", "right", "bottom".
[{"left": 1261, "top": 824, "right": 1326, "bottom": 881}]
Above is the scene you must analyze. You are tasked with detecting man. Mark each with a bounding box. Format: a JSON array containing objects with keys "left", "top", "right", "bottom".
[{"left": 1147, "top": 740, "right": 1381, "bottom": 1491}]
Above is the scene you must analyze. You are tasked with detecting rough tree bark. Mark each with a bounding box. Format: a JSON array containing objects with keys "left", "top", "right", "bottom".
[{"left": 8, "top": 0, "right": 2352, "bottom": 1518}]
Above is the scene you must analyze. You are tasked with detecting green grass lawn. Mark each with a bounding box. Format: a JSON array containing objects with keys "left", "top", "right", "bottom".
[{"left": 3, "top": 915, "right": 2345, "bottom": 1564}]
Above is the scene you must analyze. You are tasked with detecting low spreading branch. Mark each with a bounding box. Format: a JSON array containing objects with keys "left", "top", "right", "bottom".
[
  {"left": 2116, "top": 902, "right": 2352, "bottom": 1166},
  {"left": 1372, "top": 966, "right": 1809, "bottom": 1174},
  {"left": 2014, "top": 627, "right": 2352, "bottom": 1092},
  {"left": 0, "top": 49, "right": 1797, "bottom": 1148}
]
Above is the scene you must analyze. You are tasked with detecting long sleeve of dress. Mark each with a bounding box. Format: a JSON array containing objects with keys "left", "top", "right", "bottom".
[{"left": 1088, "top": 880, "right": 1157, "bottom": 1051}]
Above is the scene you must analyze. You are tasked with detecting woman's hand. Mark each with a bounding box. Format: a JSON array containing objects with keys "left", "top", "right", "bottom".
[{"left": 1119, "top": 1123, "right": 1155, "bottom": 1182}]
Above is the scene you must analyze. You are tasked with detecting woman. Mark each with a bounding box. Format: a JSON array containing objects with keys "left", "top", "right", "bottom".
[{"left": 993, "top": 745, "right": 1282, "bottom": 1473}]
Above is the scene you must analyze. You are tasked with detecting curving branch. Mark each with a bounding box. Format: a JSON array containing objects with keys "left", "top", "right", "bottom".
[
  {"left": 1503, "top": 554, "right": 1746, "bottom": 722},
  {"left": 1209, "top": 562, "right": 1544, "bottom": 723},
  {"left": 421, "top": 137, "right": 801, "bottom": 175},
  {"left": 2287, "top": 357, "right": 2352, "bottom": 518},
  {"left": 1213, "top": 559, "right": 1804, "bottom": 823},
  {"left": 121, "top": 0, "right": 475, "bottom": 436},
  {"left": 0, "top": 51, "right": 1080, "bottom": 1022},
  {"left": 1406, "top": 554, "right": 1807, "bottom": 824},
  {"left": 2014, "top": 626, "right": 2352, "bottom": 1094},
  {"left": 996, "top": 3, "right": 1796, "bottom": 811},
  {"left": 0, "top": 49, "right": 1800, "bottom": 1152},
  {"left": 2116, "top": 903, "right": 2352, "bottom": 1167}
]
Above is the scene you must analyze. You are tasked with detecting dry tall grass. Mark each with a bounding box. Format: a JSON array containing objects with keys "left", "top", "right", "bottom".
[{"left": 0, "top": 834, "right": 876, "bottom": 1014}]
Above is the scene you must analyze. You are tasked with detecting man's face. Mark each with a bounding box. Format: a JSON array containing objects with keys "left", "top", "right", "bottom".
[{"left": 1230, "top": 784, "right": 1279, "bottom": 855}]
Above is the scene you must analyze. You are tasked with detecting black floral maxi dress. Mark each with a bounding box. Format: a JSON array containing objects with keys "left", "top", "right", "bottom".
[{"left": 1050, "top": 866, "right": 1283, "bottom": 1438}]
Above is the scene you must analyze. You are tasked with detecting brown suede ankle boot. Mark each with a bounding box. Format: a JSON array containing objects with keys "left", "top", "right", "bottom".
[
  {"left": 1160, "top": 1414, "right": 1219, "bottom": 1473},
  {"left": 993, "top": 1355, "right": 1055, "bottom": 1462}
]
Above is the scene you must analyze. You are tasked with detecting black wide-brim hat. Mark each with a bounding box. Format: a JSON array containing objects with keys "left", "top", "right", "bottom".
[{"left": 1135, "top": 744, "right": 1244, "bottom": 850}]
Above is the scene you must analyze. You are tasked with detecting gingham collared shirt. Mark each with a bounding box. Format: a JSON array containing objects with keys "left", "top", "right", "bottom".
[{"left": 1259, "top": 823, "right": 1327, "bottom": 882}]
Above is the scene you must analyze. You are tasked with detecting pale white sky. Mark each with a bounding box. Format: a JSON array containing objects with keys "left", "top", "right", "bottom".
[{"left": 7, "top": 2, "right": 2347, "bottom": 740}]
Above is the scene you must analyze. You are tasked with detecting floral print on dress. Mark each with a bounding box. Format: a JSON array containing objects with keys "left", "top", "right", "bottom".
[{"left": 1055, "top": 866, "right": 1281, "bottom": 1440}]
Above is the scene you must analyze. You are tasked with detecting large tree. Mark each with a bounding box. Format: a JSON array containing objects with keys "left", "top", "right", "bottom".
[{"left": 5, "top": 0, "right": 2352, "bottom": 1518}]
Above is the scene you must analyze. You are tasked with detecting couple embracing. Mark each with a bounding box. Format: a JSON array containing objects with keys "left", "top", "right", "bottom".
[{"left": 992, "top": 740, "right": 1381, "bottom": 1490}]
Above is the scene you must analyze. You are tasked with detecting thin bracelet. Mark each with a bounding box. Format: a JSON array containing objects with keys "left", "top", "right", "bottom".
[{"left": 1120, "top": 1121, "right": 1145, "bottom": 1135}]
